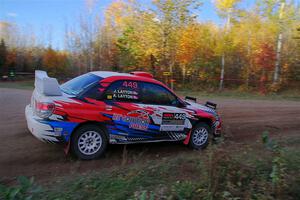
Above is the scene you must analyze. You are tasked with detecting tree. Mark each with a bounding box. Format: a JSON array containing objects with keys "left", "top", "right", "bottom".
[
  {"left": 103, "top": 0, "right": 139, "bottom": 71},
  {"left": 254, "top": 42, "right": 276, "bottom": 93},
  {"left": 114, "top": 7, "right": 161, "bottom": 73},
  {"left": 43, "top": 46, "right": 69, "bottom": 78},
  {"left": 0, "top": 39, "right": 7, "bottom": 76},
  {"left": 6, "top": 48, "right": 17, "bottom": 72},
  {"left": 176, "top": 23, "right": 217, "bottom": 84},
  {"left": 231, "top": 10, "right": 273, "bottom": 88},
  {"left": 258, "top": 0, "right": 297, "bottom": 84},
  {"left": 0, "top": 0, "right": 299, "bottom": 93},
  {"left": 274, "top": 1, "right": 285, "bottom": 83},
  {"left": 177, "top": 24, "right": 199, "bottom": 83},
  {"left": 152, "top": 0, "right": 202, "bottom": 89},
  {"left": 214, "top": 0, "right": 241, "bottom": 90}
]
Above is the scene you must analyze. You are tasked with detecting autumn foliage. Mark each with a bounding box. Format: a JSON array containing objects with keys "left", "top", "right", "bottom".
[{"left": 0, "top": 0, "right": 299, "bottom": 92}]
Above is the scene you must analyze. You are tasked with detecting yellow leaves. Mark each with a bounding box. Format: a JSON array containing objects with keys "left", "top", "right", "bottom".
[
  {"left": 6, "top": 49, "right": 17, "bottom": 66},
  {"left": 104, "top": 0, "right": 136, "bottom": 33},
  {"left": 177, "top": 25, "right": 199, "bottom": 64},
  {"left": 283, "top": 63, "right": 289, "bottom": 69},
  {"left": 177, "top": 23, "right": 218, "bottom": 66},
  {"left": 214, "top": 0, "right": 241, "bottom": 11},
  {"left": 91, "top": 0, "right": 299, "bottom": 85},
  {"left": 43, "top": 48, "right": 69, "bottom": 76}
]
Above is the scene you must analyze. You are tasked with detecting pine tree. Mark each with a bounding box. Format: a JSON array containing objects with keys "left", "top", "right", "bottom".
[{"left": 0, "top": 39, "right": 7, "bottom": 76}]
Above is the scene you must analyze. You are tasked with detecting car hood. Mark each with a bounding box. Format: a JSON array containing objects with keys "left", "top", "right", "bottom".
[{"left": 184, "top": 100, "right": 218, "bottom": 118}]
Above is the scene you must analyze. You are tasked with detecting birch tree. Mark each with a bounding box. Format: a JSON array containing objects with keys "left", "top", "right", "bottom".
[
  {"left": 258, "top": 0, "right": 297, "bottom": 85},
  {"left": 214, "top": 0, "right": 241, "bottom": 90}
]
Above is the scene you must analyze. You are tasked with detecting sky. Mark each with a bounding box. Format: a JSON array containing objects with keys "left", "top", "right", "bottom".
[{"left": 0, "top": 0, "right": 256, "bottom": 50}]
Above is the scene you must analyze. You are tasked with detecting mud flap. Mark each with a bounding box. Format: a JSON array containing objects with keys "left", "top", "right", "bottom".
[
  {"left": 183, "top": 130, "right": 192, "bottom": 145},
  {"left": 64, "top": 141, "right": 71, "bottom": 155}
]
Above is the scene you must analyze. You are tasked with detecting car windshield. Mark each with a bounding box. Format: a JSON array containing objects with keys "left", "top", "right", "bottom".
[{"left": 60, "top": 73, "right": 102, "bottom": 95}]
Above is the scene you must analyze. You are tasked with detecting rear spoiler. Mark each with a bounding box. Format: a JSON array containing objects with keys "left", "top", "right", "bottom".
[{"left": 34, "top": 70, "right": 62, "bottom": 96}]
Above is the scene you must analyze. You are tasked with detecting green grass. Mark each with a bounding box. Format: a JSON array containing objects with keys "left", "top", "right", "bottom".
[
  {"left": 1, "top": 134, "right": 300, "bottom": 200},
  {"left": 0, "top": 80, "right": 34, "bottom": 90}
]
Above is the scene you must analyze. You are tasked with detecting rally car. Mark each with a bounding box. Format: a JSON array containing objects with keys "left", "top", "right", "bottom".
[{"left": 25, "top": 70, "right": 222, "bottom": 160}]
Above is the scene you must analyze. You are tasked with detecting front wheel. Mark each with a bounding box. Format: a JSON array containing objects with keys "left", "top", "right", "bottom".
[
  {"left": 71, "top": 125, "right": 108, "bottom": 160},
  {"left": 189, "top": 122, "right": 211, "bottom": 150}
]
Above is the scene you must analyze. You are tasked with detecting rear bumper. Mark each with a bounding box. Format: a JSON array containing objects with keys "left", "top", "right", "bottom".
[{"left": 25, "top": 105, "right": 64, "bottom": 143}]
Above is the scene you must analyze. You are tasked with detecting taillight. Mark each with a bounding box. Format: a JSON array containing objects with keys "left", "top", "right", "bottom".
[{"left": 35, "top": 101, "right": 55, "bottom": 118}]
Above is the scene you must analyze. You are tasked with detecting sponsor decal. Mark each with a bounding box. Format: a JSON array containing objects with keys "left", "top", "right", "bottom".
[
  {"left": 107, "top": 94, "right": 113, "bottom": 100},
  {"left": 160, "top": 112, "right": 186, "bottom": 131},
  {"left": 112, "top": 110, "right": 150, "bottom": 131},
  {"left": 162, "top": 113, "right": 186, "bottom": 125},
  {"left": 113, "top": 89, "right": 139, "bottom": 100},
  {"left": 160, "top": 125, "right": 185, "bottom": 131},
  {"left": 110, "top": 134, "right": 127, "bottom": 140}
]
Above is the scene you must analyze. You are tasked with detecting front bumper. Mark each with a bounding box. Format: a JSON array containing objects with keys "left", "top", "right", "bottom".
[
  {"left": 25, "top": 105, "right": 64, "bottom": 143},
  {"left": 213, "top": 118, "right": 222, "bottom": 137}
]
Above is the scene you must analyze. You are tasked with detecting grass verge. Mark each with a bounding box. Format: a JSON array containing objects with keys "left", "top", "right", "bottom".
[
  {"left": 1, "top": 134, "right": 299, "bottom": 200},
  {"left": 0, "top": 80, "right": 34, "bottom": 90}
]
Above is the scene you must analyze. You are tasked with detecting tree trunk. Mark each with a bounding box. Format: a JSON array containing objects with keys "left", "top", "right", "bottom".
[
  {"left": 89, "top": 49, "right": 93, "bottom": 71},
  {"left": 182, "top": 64, "right": 186, "bottom": 85},
  {"left": 246, "top": 31, "right": 252, "bottom": 88},
  {"left": 273, "top": 2, "right": 285, "bottom": 83},
  {"left": 219, "top": 9, "right": 232, "bottom": 91},
  {"left": 260, "top": 68, "right": 267, "bottom": 95},
  {"left": 170, "top": 62, "right": 174, "bottom": 90},
  {"left": 150, "top": 54, "right": 156, "bottom": 76},
  {"left": 274, "top": 33, "right": 283, "bottom": 83},
  {"left": 219, "top": 54, "right": 225, "bottom": 90}
]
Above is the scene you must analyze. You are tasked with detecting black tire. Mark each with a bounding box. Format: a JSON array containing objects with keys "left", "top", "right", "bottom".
[
  {"left": 189, "top": 122, "right": 211, "bottom": 150},
  {"left": 71, "top": 124, "right": 108, "bottom": 160}
]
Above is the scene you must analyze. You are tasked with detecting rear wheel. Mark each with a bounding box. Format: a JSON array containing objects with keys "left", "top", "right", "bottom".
[
  {"left": 71, "top": 125, "right": 108, "bottom": 160},
  {"left": 189, "top": 122, "right": 211, "bottom": 150}
]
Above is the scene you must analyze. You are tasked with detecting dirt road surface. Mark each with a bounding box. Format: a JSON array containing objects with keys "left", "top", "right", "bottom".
[{"left": 1, "top": 88, "right": 300, "bottom": 183}]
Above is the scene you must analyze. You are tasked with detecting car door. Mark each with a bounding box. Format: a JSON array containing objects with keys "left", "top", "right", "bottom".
[
  {"left": 138, "top": 82, "right": 192, "bottom": 140},
  {"left": 101, "top": 80, "right": 192, "bottom": 143},
  {"left": 101, "top": 80, "right": 156, "bottom": 143}
]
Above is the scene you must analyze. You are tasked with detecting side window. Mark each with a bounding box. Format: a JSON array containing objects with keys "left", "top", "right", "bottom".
[
  {"left": 141, "top": 82, "right": 177, "bottom": 105},
  {"left": 82, "top": 84, "right": 103, "bottom": 100},
  {"left": 104, "top": 80, "right": 140, "bottom": 102}
]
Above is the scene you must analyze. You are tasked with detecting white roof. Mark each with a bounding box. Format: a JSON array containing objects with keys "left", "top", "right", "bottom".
[{"left": 90, "top": 71, "right": 134, "bottom": 78}]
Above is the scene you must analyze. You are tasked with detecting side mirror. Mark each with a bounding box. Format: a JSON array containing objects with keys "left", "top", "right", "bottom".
[
  {"left": 185, "top": 96, "right": 197, "bottom": 102},
  {"left": 176, "top": 99, "right": 186, "bottom": 108}
]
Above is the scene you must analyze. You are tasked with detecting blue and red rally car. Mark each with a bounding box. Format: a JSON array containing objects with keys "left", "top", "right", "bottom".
[{"left": 25, "top": 71, "right": 222, "bottom": 160}]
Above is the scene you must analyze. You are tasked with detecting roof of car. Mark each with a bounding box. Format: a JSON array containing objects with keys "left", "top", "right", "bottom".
[
  {"left": 90, "top": 71, "right": 180, "bottom": 100},
  {"left": 91, "top": 71, "right": 134, "bottom": 78},
  {"left": 90, "top": 71, "right": 159, "bottom": 83},
  {"left": 90, "top": 71, "right": 162, "bottom": 85}
]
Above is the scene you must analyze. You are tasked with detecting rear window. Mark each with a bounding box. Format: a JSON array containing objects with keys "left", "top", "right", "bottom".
[{"left": 60, "top": 73, "right": 102, "bottom": 95}]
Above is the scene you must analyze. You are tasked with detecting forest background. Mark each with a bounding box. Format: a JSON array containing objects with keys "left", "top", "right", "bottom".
[{"left": 0, "top": 0, "right": 299, "bottom": 93}]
